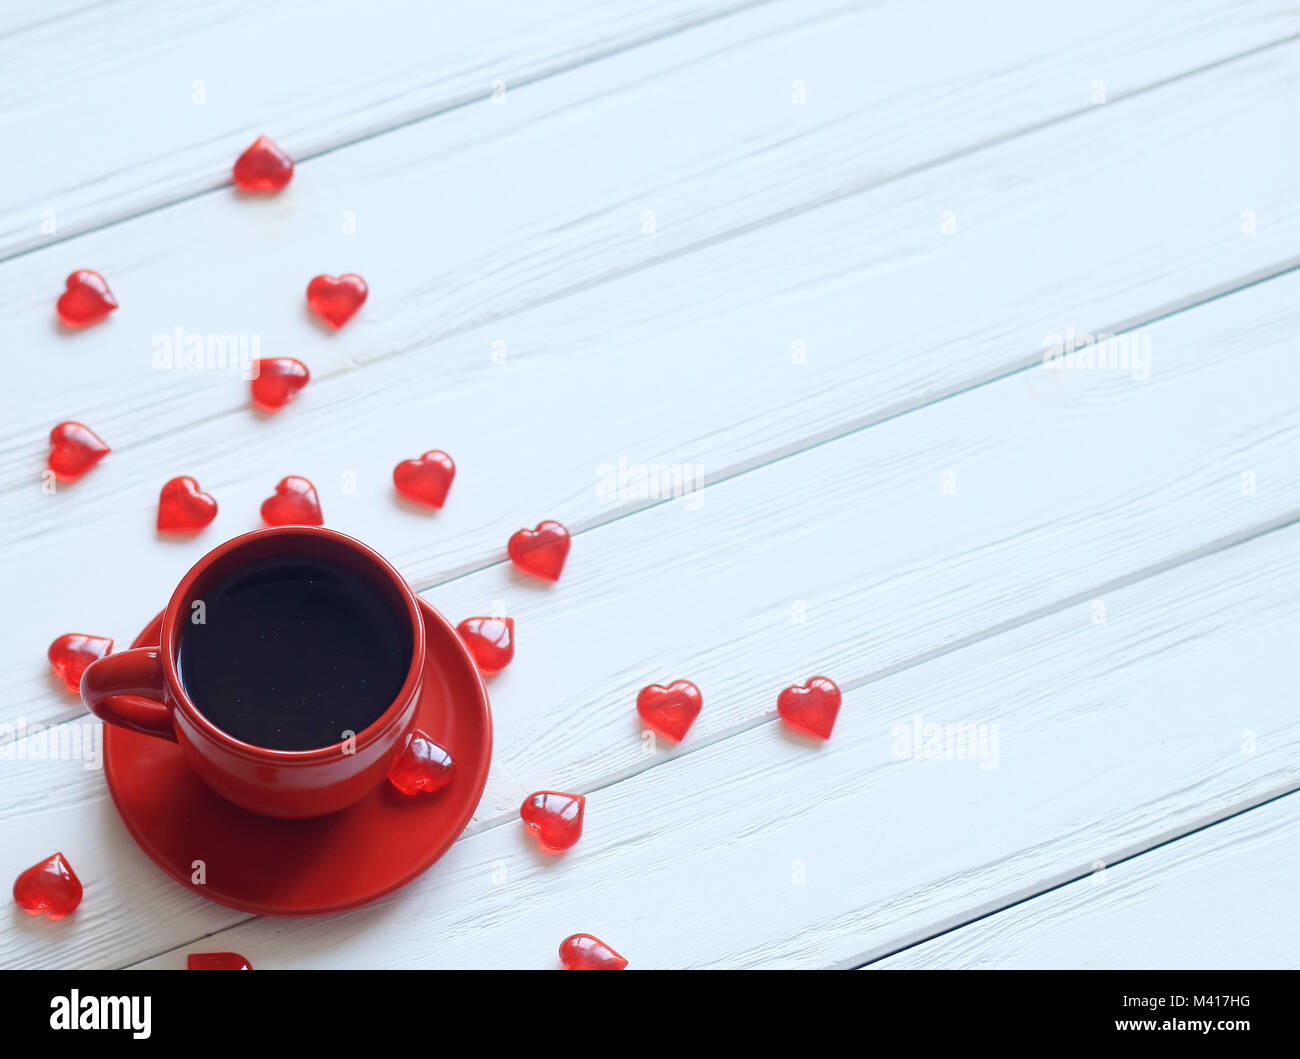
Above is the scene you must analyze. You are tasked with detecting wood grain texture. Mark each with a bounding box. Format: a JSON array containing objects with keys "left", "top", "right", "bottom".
[
  {"left": 2, "top": 270, "right": 1297, "bottom": 968},
  {"left": 6, "top": 236, "right": 1298, "bottom": 745},
  {"left": 5, "top": 6, "right": 1299, "bottom": 462},
  {"left": 873, "top": 793, "right": 1300, "bottom": 970},
  {"left": 0, "top": 0, "right": 767, "bottom": 257},
  {"left": 393, "top": 269, "right": 1300, "bottom": 826},
  {"left": 3, "top": 43, "right": 1297, "bottom": 738},
  {"left": 6, "top": 0, "right": 1293, "bottom": 260},
  {"left": 3, "top": 0, "right": 1297, "bottom": 972},
  {"left": 108, "top": 521, "right": 1298, "bottom": 968}
]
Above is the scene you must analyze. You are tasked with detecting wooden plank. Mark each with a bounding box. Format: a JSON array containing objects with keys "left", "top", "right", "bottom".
[
  {"left": 4, "top": 10, "right": 1298, "bottom": 455},
  {"left": 4, "top": 148, "right": 1297, "bottom": 737},
  {"left": 872, "top": 793, "right": 1300, "bottom": 970},
  {"left": 422, "top": 270, "right": 1300, "bottom": 824},
  {"left": 2, "top": 269, "right": 1297, "bottom": 967},
  {"left": 0, "top": 0, "right": 764, "bottom": 256},
  {"left": 3, "top": 44, "right": 1298, "bottom": 733},
  {"left": 109, "top": 520, "right": 1298, "bottom": 968},
  {"left": 5, "top": 0, "right": 1292, "bottom": 260}
]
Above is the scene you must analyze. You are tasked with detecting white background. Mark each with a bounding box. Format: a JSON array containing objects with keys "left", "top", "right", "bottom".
[{"left": 1, "top": 0, "right": 1298, "bottom": 968}]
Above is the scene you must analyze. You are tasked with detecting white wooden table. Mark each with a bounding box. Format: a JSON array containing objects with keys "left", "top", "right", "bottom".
[{"left": 2, "top": 0, "right": 1298, "bottom": 969}]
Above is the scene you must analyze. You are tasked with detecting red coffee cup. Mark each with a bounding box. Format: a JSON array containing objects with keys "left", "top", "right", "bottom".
[{"left": 80, "top": 526, "right": 426, "bottom": 819}]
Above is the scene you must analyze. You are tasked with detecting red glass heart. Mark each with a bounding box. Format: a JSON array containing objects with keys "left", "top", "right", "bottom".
[
  {"left": 777, "top": 676, "right": 842, "bottom": 740},
  {"left": 157, "top": 476, "right": 218, "bottom": 533},
  {"left": 56, "top": 270, "right": 117, "bottom": 328},
  {"left": 386, "top": 729, "right": 455, "bottom": 797},
  {"left": 507, "top": 521, "right": 571, "bottom": 582},
  {"left": 48, "top": 633, "right": 113, "bottom": 694},
  {"left": 47, "top": 421, "right": 110, "bottom": 481},
  {"left": 559, "top": 934, "right": 627, "bottom": 970},
  {"left": 307, "top": 274, "right": 368, "bottom": 328},
  {"left": 520, "top": 791, "right": 584, "bottom": 852},
  {"left": 636, "top": 680, "right": 702, "bottom": 742},
  {"left": 393, "top": 450, "right": 455, "bottom": 508},
  {"left": 187, "top": 952, "right": 253, "bottom": 970},
  {"left": 456, "top": 617, "right": 514, "bottom": 674},
  {"left": 13, "top": 852, "right": 82, "bottom": 919},
  {"left": 250, "top": 358, "right": 309, "bottom": 411},
  {"left": 232, "top": 135, "right": 293, "bottom": 193},
  {"left": 260, "top": 476, "right": 323, "bottom": 526}
]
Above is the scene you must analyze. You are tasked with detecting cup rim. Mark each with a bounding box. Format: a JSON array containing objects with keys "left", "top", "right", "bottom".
[{"left": 158, "top": 526, "right": 426, "bottom": 763}]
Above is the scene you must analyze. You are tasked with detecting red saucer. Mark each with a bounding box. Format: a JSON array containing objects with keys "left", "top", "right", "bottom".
[{"left": 103, "top": 598, "right": 492, "bottom": 916}]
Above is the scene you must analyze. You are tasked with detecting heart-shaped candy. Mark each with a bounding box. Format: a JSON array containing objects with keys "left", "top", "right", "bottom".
[
  {"left": 47, "top": 422, "right": 110, "bottom": 481},
  {"left": 456, "top": 617, "right": 514, "bottom": 674},
  {"left": 13, "top": 852, "right": 82, "bottom": 919},
  {"left": 777, "top": 676, "right": 842, "bottom": 740},
  {"left": 559, "top": 934, "right": 627, "bottom": 970},
  {"left": 250, "top": 358, "right": 309, "bottom": 411},
  {"left": 260, "top": 476, "right": 323, "bottom": 526},
  {"left": 157, "top": 476, "right": 218, "bottom": 533},
  {"left": 307, "top": 274, "right": 368, "bottom": 328},
  {"left": 636, "top": 680, "right": 702, "bottom": 742},
  {"left": 188, "top": 952, "right": 253, "bottom": 970},
  {"left": 386, "top": 729, "right": 455, "bottom": 797},
  {"left": 393, "top": 450, "right": 455, "bottom": 508},
  {"left": 520, "top": 791, "right": 584, "bottom": 852},
  {"left": 232, "top": 135, "right": 293, "bottom": 193},
  {"left": 47, "top": 633, "right": 113, "bottom": 694},
  {"left": 507, "top": 521, "right": 571, "bottom": 582},
  {"left": 56, "top": 270, "right": 117, "bottom": 328}
]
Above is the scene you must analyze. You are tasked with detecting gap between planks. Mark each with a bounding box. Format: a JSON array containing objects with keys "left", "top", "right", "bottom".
[
  {"left": 0, "top": 0, "right": 778, "bottom": 262},
  {"left": 104, "top": 265, "right": 1300, "bottom": 964},
  {"left": 5, "top": 19, "right": 1297, "bottom": 521},
  {"left": 5, "top": 258, "right": 1296, "bottom": 737},
  {"left": 120, "top": 516, "right": 1300, "bottom": 968},
  {"left": 5, "top": 37, "right": 1294, "bottom": 654},
  {"left": 10, "top": 0, "right": 1295, "bottom": 265},
  {"left": 128, "top": 516, "right": 1300, "bottom": 967},
  {"left": 2, "top": 254, "right": 1289, "bottom": 961},
  {"left": 2, "top": 0, "right": 1289, "bottom": 966},
  {"left": 865, "top": 787, "right": 1300, "bottom": 969},
  {"left": 8, "top": 28, "right": 1298, "bottom": 454}
]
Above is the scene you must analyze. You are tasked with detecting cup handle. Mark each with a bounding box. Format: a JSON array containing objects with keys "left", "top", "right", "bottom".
[{"left": 80, "top": 647, "right": 176, "bottom": 742}]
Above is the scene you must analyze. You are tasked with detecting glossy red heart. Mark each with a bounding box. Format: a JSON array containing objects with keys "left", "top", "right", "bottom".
[
  {"left": 508, "top": 521, "right": 571, "bottom": 582},
  {"left": 232, "top": 135, "right": 293, "bottom": 193},
  {"left": 386, "top": 729, "right": 455, "bottom": 797},
  {"left": 393, "top": 450, "right": 455, "bottom": 508},
  {"left": 559, "top": 934, "right": 627, "bottom": 970},
  {"left": 188, "top": 952, "right": 253, "bottom": 970},
  {"left": 157, "top": 476, "right": 218, "bottom": 533},
  {"left": 520, "top": 791, "right": 584, "bottom": 852},
  {"left": 47, "top": 421, "right": 110, "bottom": 481},
  {"left": 13, "top": 852, "right": 82, "bottom": 919},
  {"left": 47, "top": 633, "right": 113, "bottom": 694},
  {"left": 260, "top": 476, "right": 323, "bottom": 526},
  {"left": 456, "top": 617, "right": 514, "bottom": 674},
  {"left": 250, "top": 358, "right": 309, "bottom": 411},
  {"left": 777, "top": 676, "right": 842, "bottom": 740},
  {"left": 56, "top": 270, "right": 117, "bottom": 328},
  {"left": 636, "top": 680, "right": 702, "bottom": 742},
  {"left": 307, "top": 274, "right": 368, "bottom": 328}
]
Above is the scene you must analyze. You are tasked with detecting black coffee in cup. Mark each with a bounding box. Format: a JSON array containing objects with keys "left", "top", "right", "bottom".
[{"left": 177, "top": 555, "right": 411, "bottom": 750}]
